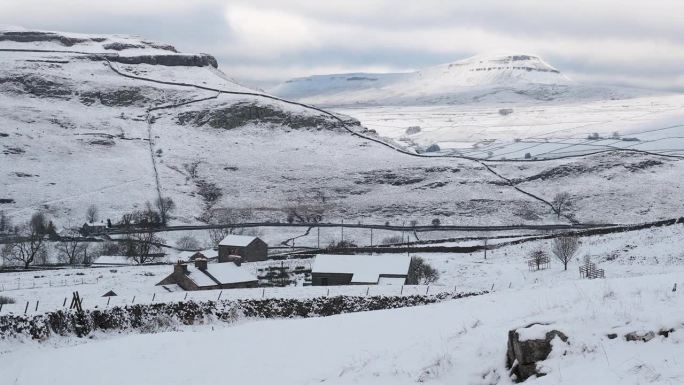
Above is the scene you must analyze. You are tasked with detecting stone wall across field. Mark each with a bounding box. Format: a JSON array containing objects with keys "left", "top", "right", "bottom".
[{"left": 0, "top": 291, "right": 486, "bottom": 341}]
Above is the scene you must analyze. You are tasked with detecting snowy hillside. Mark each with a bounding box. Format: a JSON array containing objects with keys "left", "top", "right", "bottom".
[
  {"left": 270, "top": 53, "right": 643, "bottom": 106},
  {"left": 1, "top": 28, "right": 683, "bottom": 249}
]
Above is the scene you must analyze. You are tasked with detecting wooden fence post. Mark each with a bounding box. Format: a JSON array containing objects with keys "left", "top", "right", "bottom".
[
  {"left": 132, "top": 296, "right": 136, "bottom": 304},
  {"left": 217, "top": 291, "right": 222, "bottom": 301},
  {"left": 426, "top": 286, "right": 430, "bottom": 295},
  {"left": 24, "top": 301, "right": 29, "bottom": 313},
  {"left": 152, "top": 293, "right": 156, "bottom": 302},
  {"left": 400, "top": 285, "right": 404, "bottom": 295},
  {"left": 366, "top": 286, "right": 370, "bottom": 296},
  {"left": 63, "top": 297, "right": 67, "bottom": 307},
  {"left": 107, "top": 297, "right": 111, "bottom": 306},
  {"left": 35, "top": 301, "right": 39, "bottom": 312},
  {"left": 262, "top": 288, "right": 265, "bottom": 298}
]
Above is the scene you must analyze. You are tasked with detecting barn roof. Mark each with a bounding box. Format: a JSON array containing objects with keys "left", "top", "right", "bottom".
[
  {"left": 185, "top": 263, "right": 257, "bottom": 287},
  {"left": 219, "top": 235, "right": 259, "bottom": 247},
  {"left": 312, "top": 254, "right": 411, "bottom": 284}
]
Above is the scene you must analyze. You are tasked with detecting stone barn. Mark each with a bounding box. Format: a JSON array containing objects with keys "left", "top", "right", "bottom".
[
  {"left": 218, "top": 235, "right": 268, "bottom": 262},
  {"left": 311, "top": 254, "right": 411, "bottom": 286},
  {"left": 157, "top": 258, "right": 258, "bottom": 291}
]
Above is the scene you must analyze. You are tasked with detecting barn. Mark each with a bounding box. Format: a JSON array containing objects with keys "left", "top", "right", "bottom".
[
  {"left": 157, "top": 258, "right": 258, "bottom": 291},
  {"left": 311, "top": 254, "right": 411, "bottom": 286},
  {"left": 218, "top": 235, "right": 268, "bottom": 262}
]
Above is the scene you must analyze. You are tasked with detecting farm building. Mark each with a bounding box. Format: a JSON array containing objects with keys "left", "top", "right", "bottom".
[
  {"left": 157, "top": 258, "right": 258, "bottom": 291},
  {"left": 174, "top": 248, "right": 219, "bottom": 263},
  {"left": 311, "top": 254, "right": 411, "bottom": 286},
  {"left": 80, "top": 221, "right": 106, "bottom": 235},
  {"left": 218, "top": 235, "right": 268, "bottom": 262}
]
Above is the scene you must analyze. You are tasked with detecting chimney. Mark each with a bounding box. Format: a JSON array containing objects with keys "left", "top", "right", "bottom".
[
  {"left": 229, "top": 255, "right": 243, "bottom": 266},
  {"left": 194, "top": 258, "right": 208, "bottom": 270},
  {"left": 174, "top": 262, "right": 188, "bottom": 275}
]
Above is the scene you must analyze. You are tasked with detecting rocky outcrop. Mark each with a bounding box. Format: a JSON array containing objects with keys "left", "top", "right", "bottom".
[
  {"left": 95, "top": 54, "right": 218, "bottom": 68},
  {"left": 506, "top": 323, "right": 569, "bottom": 382},
  {"left": 177, "top": 102, "right": 354, "bottom": 131},
  {"left": 0, "top": 31, "right": 90, "bottom": 47}
]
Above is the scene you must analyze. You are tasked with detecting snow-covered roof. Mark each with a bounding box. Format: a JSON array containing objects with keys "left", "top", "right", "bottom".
[
  {"left": 377, "top": 277, "right": 407, "bottom": 285},
  {"left": 185, "top": 262, "right": 257, "bottom": 287},
  {"left": 219, "top": 235, "right": 259, "bottom": 247},
  {"left": 174, "top": 248, "right": 219, "bottom": 262},
  {"left": 312, "top": 254, "right": 411, "bottom": 284},
  {"left": 91, "top": 255, "right": 135, "bottom": 266}
]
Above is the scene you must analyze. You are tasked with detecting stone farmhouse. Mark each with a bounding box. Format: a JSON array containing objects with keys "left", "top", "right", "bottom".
[
  {"left": 157, "top": 258, "right": 258, "bottom": 291},
  {"left": 218, "top": 235, "right": 268, "bottom": 262}
]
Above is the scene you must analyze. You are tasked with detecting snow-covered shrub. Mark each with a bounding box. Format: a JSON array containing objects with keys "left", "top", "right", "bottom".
[{"left": 0, "top": 295, "right": 15, "bottom": 305}]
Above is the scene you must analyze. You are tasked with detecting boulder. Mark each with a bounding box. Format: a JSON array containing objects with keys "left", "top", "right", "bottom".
[
  {"left": 624, "top": 331, "right": 656, "bottom": 342},
  {"left": 506, "top": 323, "right": 568, "bottom": 382}
]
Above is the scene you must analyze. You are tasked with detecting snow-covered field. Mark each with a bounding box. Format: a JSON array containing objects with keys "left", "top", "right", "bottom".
[
  {"left": 335, "top": 94, "right": 684, "bottom": 160},
  {"left": 1, "top": 268, "right": 682, "bottom": 385},
  {"left": 2, "top": 223, "right": 683, "bottom": 313}
]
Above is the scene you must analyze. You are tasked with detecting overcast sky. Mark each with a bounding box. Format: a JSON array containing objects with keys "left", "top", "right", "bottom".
[{"left": 1, "top": 0, "right": 683, "bottom": 90}]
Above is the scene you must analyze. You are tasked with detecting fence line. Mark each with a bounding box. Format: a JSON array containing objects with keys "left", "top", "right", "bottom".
[{"left": 0, "top": 277, "right": 99, "bottom": 292}]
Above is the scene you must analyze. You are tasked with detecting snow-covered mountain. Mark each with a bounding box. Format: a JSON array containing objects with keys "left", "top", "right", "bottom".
[
  {"left": 270, "top": 53, "right": 639, "bottom": 106},
  {"left": 1, "top": 28, "right": 681, "bottom": 235}
]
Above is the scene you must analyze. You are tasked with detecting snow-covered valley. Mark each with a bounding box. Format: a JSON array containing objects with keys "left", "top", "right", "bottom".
[{"left": 1, "top": 25, "right": 684, "bottom": 385}]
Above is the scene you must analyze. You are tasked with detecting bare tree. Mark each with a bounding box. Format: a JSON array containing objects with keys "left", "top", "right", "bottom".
[
  {"left": 406, "top": 256, "right": 440, "bottom": 284},
  {"left": 2, "top": 212, "right": 51, "bottom": 268},
  {"left": 529, "top": 249, "right": 549, "bottom": 271},
  {"left": 124, "top": 231, "right": 166, "bottom": 264},
  {"left": 552, "top": 236, "right": 580, "bottom": 271},
  {"left": 85, "top": 204, "right": 98, "bottom": 223},
  {"left": 155, "top": 197, "right": 175, "bottom": 225},
  {"left": 56, "top": 227, "right": 88, "bottom": 266},
  {"left": 177, "top": 235, "right": 200, "bottom": 250},
  {"left": 551, "top": 192, "right": 571, "bottom": 219}
]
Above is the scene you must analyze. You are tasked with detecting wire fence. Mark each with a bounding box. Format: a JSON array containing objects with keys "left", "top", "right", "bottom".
[
  {"left": 0, "top": 276, "right": 99, "bottom": 292},
  {"left": 0, "top": 284, "right": 458, "bottom": 315}
]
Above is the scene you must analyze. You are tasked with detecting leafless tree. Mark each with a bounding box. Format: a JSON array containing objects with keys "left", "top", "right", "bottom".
[
  {"left": 155, "top": 197, "right": 175, "bottom": 225},
  {"left": 124, "top": 231, "right": 166, "bottom": 264},
  {"left": 2, "top": 212, "right": 51, "bottom": 268},
  {"left": 551, "top": 192, "right": 571, "bottom": 219},
  {"left": 56, "top": 227, "right": 88, "bottom": 266},
  {"left": 529, "top": 249, "right": 549, "bottom": 271},
  {"left": 406, "top": 256, "right": 440, "bottom": 284},
  {"left": 85, "top": 204, "right": 98, "bottom": 223},
  {"left": 552, "top": 236, "right": 580, "bottom": 271},
  {"left": 177, "top": 235, "right": 200, "bottom": 250}
]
